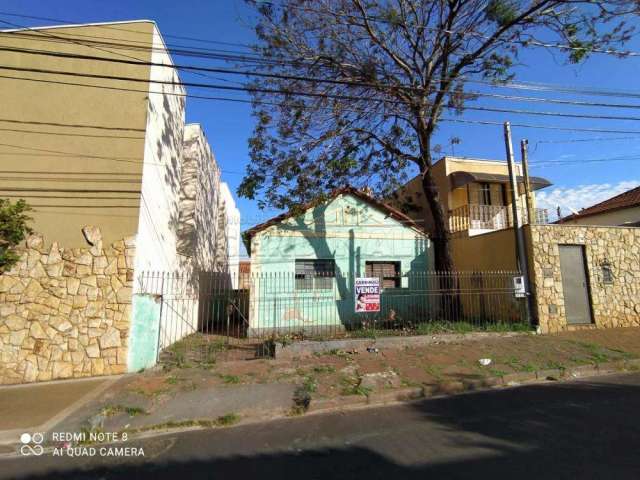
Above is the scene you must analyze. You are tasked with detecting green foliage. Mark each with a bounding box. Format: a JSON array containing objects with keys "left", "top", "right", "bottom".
[
  {"left": 220, "top": 374, "right": 241, "bottom": 384},
  {"left": 0, "top": 198, "right": 32, "bottom": 273},
  {"left": 485, "top": 0, "right": 519, "bottom": 27}
]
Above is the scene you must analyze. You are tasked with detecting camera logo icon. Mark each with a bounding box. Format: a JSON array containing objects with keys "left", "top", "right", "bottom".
[{"left": 20, "top": 432, "right": 44, "bottom": 456}]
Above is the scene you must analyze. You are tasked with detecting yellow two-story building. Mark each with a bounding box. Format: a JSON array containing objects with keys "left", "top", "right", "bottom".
[{"left": 391, "top": 156, "right": 552, "bottom": 270}]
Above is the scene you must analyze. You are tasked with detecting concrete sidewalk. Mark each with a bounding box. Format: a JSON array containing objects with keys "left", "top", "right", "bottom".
[{"left": 0, "top": 376, "right": 119, "bottom": 447}]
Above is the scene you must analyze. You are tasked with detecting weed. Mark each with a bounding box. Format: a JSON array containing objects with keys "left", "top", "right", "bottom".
[
  {"left": 220, "top": 374, "right": 241, "bottom": 384},
  {"left": 340, "top": 376, "right": 372, "bottom": 397},
  {"left": 216, "top": 413, "right": 240, "bottom": 426},
  {"left": 302, "top": 375, "right": 318, "bottom": 393},
  {"left": 544, "top": 360, "right": 566, "bottom": 370},
  {"left": 135, "top": 414, "right": 240, "bottom": 433},
  {"left": 424, "top": 364, "right": 443, "bottom": 380},
  {"left": 293, "top": 385, "right": 312, "bottom": 412},
  {"left": 400, "top": 377, "right": 421, "bottom": 388},
  {"left": 312, "top": 365, "right": 336, "bottom": 374},
  {"left": 101, "top": 405, "right": 147, "bottom": 417},
  {"left": 504, "top": 356, "right": 537, "bottom": 372},
  {"left": 165, "top": 376, "right": 179, "bottom": 385},
  {"left": 487, "top": 368, "right": 507, "bottom": 377}
]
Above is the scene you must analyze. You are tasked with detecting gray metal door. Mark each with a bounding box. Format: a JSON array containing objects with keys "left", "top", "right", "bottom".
[{"left": 558, "top": 245, "right": 593, "bottom": 325}]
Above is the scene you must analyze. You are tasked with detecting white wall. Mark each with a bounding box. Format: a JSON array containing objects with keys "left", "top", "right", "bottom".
[
  {"left": 133, "top": 25, "right": 197, "bottom": 346},
  {"left": 179, "top": 124, "right": 221, "bottom": 272},
  {"left": 220, "top": 182, "right": 241, "bottom": 287},
  {"left": 134, "top": 24, "right": 187, "bottom": 279}
]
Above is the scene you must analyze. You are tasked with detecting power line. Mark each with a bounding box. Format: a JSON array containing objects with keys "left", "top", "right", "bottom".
[
  {"left": 0, "top": 17, "right": 245, "bottom": 87},
  {"left": 0, "top": 126, "right": 143, "bottom": 139},
  {"left": 0, "top": 143, "right": 246, "bottom": 175},
  {"left": 4, "top": 20, "right": 640, "bottom": 100},
  {"left": 4, "top": 63, "right": 640, "bottom": 123},
  {"left": 0, "top": 169, "right": 142, "bottom": 175},
  {"left": 2, "top": 72, "right": 640, "bottom": 136},
  {"left": 0, "top": 11, "right": 256, "bottom": 50},
  {"left": 0, "top": 117, "right": 145, "bottom": 131},
  {"left": 0, "top": 18, "right": 640, "bottom": 98},
  {"left": 4, "top": 44, "right": 640, "bottom": 111}
]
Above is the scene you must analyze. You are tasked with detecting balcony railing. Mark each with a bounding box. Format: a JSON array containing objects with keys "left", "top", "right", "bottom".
[{"left": 449, "top": 204, "right": 549, "bottom": 233}]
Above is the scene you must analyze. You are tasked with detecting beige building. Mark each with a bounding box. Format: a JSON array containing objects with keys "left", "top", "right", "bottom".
[
  {"left": 0, "top": 21, "right": 237, "bottom": 384},
  {"left": 560, "top": 185, "right": 640, "bottom": 227},
  {"left": 390, "top": 156, "right": 551, "bottom": 270},
  {"left": 391, "top": 156, "right": 551, "bottom": 237}
]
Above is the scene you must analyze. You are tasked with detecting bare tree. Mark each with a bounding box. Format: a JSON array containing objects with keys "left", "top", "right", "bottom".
[{"left": 239, "top": 0, "right": 636, "bottom": 270}]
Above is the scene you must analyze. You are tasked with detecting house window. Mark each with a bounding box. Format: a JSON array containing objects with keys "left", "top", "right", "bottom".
[
  {"left": 365, "top": 261, "right": 401, "bottom": 289},
  {"left": 295, "top": 259, "right": 335, "bottom": 290},
  {"left": 478, "top": 183, "right": 492, "bottom": 205}
]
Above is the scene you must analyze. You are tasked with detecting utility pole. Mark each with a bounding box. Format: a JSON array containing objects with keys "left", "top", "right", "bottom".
[
  {"left": 504, "top": 122, "right": 532, "bottom": 324},
  {"left": 520, "top": 139, "right": 534, "bottom": 224}
]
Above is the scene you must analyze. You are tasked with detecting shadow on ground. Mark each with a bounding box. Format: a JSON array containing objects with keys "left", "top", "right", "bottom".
[{"left": 8, "top": 374, "right": 640, "bottom": 479}]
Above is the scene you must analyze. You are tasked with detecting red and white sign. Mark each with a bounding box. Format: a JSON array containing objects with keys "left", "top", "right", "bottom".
[{"left": 355, "top": 277, "right": 380, "bottom": 313}]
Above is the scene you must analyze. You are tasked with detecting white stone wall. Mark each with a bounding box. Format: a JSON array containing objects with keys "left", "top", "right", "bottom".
[{"left": 178, "top": 124, "right": 221, "bottom": 272}]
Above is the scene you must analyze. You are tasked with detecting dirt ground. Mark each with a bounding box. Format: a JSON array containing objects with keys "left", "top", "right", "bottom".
[{"left": 124, "top": 328, "right": 640, "bottom": 403}]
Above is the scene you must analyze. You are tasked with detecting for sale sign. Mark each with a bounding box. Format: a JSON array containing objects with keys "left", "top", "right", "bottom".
[{"left": 354, "top": 277, "right": 380, "bottom": 313}]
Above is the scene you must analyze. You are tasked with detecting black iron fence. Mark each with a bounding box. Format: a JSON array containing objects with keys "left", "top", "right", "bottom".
[{"left": 136, "top": 270, "right": 528, "bottom": 363}]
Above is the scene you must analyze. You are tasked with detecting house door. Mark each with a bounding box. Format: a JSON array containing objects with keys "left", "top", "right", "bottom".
[{"left": 558, "top": 245, "right": 593, "bottom": 325}]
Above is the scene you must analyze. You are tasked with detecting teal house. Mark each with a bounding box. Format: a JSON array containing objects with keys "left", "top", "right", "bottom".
[{"left": 243, "top": 187, "right": 433, "bottom": 337}]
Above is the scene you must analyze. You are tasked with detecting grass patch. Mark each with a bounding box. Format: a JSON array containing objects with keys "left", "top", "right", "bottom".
[
  {"left": 544, "top": 360, "right": 566, "bottom": 371},
  {"left": 487, "top": 368, "right": 508, "bottom": 377},
  {"left": 134, "top": 413, "right": 240, "bottom": 433},
  {"left": 503, "top": 356, "right": 538, "bottom": 373},
  {"left": 312, "top": 365, "right": 336, "bottom": 374},
  {"left": 219, "top": 374, "right": 241, "bottom": 384},
  {"left": 302, "top": 375, "right": 318, "bottom": 393},
  {"left": 340, "top": 376, "right": 372, "bottom": 397},
  {"left": 424, "top": 364, "right": 443, "bottom": 380},
  {"left": 216, "top": 413, "right": 240, "bottom": 426},
  {"left": 101, "top": 405, "right": 147, "bottom": 418},
  {"left": 165, "top": 376, "right": 179, "bottom": 385},
  {"left": 569, "top": 341, "right": 633, "bottom": 365},
  {"left": 414, "top": 321, "right": 532, "bottom": 336}
]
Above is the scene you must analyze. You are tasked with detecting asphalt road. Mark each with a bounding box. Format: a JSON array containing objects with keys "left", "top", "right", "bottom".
[{"left": 3, "top": 372, "right": 640, "bottom": 480}]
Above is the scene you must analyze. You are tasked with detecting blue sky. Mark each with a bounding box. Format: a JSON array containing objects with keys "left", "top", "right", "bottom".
[{"left": 3, "top": 1, "right": 640, "bottom": 244}]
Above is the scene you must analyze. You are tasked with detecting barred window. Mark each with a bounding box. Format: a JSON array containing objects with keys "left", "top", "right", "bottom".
[
  {"left": 365, "top": 261, "right": 401, "bottom": 289},
  {"left": 295, "top": 259, "right": 335, "bottom": 290}
]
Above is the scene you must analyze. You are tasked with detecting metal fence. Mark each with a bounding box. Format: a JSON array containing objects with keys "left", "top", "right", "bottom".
[{"left": 136, "top": 270, "right": 528, "bottom": 364}]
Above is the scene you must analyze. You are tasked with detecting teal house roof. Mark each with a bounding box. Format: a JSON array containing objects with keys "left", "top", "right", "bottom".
[{"left": 243, "top": 186, "right": 426, "bottom": 255}]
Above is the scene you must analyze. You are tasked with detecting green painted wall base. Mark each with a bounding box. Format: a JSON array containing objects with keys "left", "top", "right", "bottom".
[{"left": 127, "top": 294, "right": 162, "bottom": 372}]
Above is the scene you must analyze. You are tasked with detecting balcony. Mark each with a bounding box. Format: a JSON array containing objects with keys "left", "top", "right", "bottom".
[{"left": 449, "top": 204, "right": 549, "bottom": 234}]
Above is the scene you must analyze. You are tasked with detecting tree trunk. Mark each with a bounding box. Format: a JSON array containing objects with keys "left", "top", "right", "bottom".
[
  {"left": 420, "top": 167, "right": 454, "bottom": 272},
  {"left": 420, "top": 162, "right": 462, "bottom": 320}
]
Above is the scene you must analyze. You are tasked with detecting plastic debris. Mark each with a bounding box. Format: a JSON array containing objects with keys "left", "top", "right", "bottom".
[
  {"left": 478, "top": 358, "right": 492, "bottom": 366},
  {"left": 366, "top": 347, "right": 379, "bottom": 354}
]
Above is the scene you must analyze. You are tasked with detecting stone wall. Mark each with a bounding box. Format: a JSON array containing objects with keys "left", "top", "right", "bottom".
[
  {"left": 526, "top": 225, "right": 640, "bottom": 334},
  {"left": 0, "top": 227, "right": 135, "bottom": 384}
]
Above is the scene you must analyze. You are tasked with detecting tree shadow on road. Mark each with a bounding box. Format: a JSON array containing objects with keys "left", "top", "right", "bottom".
[{"left": 8, "top": 376, "right": 640, "bottom": 480}]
